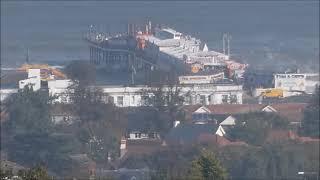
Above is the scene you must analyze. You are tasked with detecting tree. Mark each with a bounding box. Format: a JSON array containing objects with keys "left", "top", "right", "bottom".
[
  {"left": 64, "top": 60, "right": 126, "bottom": 161},
  {"left": 4, "top": 86, "right": 55, "bottom": 136},
  {"left": 68, "top": 84, "right": 126, "bottom": 162},
  {"left": 2, "top": 87, "right": 80, "bottom": 176},
  {"left": 188, "top": 150, "right": 227, "bottom": 180},
  {"left": 64, "top": 60, "right": 96, "bottom": 86},
  {"left": 141, "top": 68, "right": 184, "bottom": 134},
  {"left": 300, "top": 86, "right": 319, "bottom": 138},
  {"left": 0, "top": 168, "right": 13, "bottom": 179},
  {"left": 18, "top": 166, "right": 51, "bottom": 180}
]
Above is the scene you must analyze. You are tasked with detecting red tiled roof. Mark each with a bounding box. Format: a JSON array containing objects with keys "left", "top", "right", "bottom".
[
  {"left": 183, "top": 103, "right": 308, "bottom": 122},
  {"left": 266, "top": 130, "right": 298, "bottom": 143},
  {"left": 126, "top": 139, "right": 164, "bottom": 155},
  {"left": 198, "top": 133, "right": 247, "bottom": 147},
  {"left": 266, "top": 129, "right": 320, "bottom": 143},
  {"left": 271, "top": 103, "right": 307, "bottom": 122},
  {"left": 206, "top": 104, "right": 264, "bottom": 114}
]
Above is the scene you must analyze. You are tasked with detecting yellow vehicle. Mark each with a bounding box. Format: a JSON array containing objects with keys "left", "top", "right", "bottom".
[{"left": 261, "top": 88, "right": 283, "bottom": 98}]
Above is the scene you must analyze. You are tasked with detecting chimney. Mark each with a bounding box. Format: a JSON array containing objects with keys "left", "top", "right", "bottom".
[
  {"left": 288, "top": 130, "right": 297, "bottom": 140},
  {"left": 258, "top": 95, "right": 263, "bottom": 104},
  {"left": 120, "top": 137, "right": 127, "bottom": 158},
  {"left": 174, "top": 120, "right": 180, "bottom": 128}
]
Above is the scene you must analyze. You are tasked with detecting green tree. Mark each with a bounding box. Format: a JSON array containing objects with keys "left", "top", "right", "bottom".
[
  {"left": 300, "top": 86, "right": 319, "bottom": 138},
  {"left": 0, "top": 168, "right": 13, "bottom": 179},
  {"left": 18, "top": 166, "right": 51, "bottom": 180},
  {"left": 3, "top": 87, "right": 80, "bottom": 176},
  {"left": 188, "top": 150, "right": 227, "bottom": 180},
  {"left": 4, "top": 86, "right": 55, "bottom": 136}
]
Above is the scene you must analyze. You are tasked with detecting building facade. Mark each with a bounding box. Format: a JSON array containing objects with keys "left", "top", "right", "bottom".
[
  {"left": 274, "top": 73, "right": 319, "bottom": 93},
  {"left": 1, "top": 69, "right": 243, "bottom": 107}
]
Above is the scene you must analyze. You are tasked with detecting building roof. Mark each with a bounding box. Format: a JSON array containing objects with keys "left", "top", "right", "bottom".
[
  {"left": 165, "top": 123, "right": 220, "bottom": 144},
  {"left": 219, "top": 115, "right": 236, "bottom": 126},
  {"left": 183, "top": 103, "right": 308, "bottom": 122},
  {"left": 266, "top": 129, "right": 320, "bottom": 143},
  {"left": 126, "top": 139, "right": 164, "bottom": 156},
  {"left": 197, "top": 133, "right": 247, "bottom": 147},
  {"left": 270, "top": 103, "right": 307, "bottom": 122},
  {"left": 126, "top": 108, "right": 169, "bottom": 133}
]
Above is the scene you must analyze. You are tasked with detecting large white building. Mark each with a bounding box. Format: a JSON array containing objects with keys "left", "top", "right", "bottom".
[
  {"left": 1, "top": 69, "right": 243, "bottom": 106},
  {"left": 96, "top": 83, "right": 243, "bottom": 107}
]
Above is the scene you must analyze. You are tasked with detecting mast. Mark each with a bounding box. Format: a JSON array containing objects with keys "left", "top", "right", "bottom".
[
  {"left": 223, "top": 33, "right": 227, "bottom": 55},
  {"left": 26, "top": 48, "right": 30, "bottom": 64},
  {"left": 227, "top": 33, "right": 232, "bottom": 57}
]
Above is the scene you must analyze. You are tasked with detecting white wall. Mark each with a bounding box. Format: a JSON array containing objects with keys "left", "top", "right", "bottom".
[
  {"left": 128, "top": 132, "right": 149, "bottom": 140},
  {"left": 18, "top": 69, "right": 41, "bottom": 91}
]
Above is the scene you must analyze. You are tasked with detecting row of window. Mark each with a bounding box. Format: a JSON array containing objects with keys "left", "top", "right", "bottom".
[
  {"left": 185, "top": 94, "right": 238, "bottom": 105},
  {"left": 57, "top": 94, "right": 238, "bottom": 105}
]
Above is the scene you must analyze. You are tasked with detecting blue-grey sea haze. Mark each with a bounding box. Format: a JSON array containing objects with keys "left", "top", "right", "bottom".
[{"left": 1, "top": 1, "right": 319, "bottom": 72}]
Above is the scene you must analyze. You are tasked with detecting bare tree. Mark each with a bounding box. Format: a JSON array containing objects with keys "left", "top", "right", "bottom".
[{"left": 140, "top": 68, "right": 184, "bottom": 134}]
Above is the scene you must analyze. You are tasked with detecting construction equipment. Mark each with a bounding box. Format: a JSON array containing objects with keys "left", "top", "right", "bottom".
[
  {"left": 191, "top": 63, "right": 203, "bottom": 73},
  {"left": 17, "top": 63, "right": 66, "bottom": 80},
  {"left": 261, "top": 88, "right": 283, "bottom": 98}
]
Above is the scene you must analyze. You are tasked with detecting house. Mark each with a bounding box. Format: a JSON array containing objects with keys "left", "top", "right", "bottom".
[
  {"left": 191, "top": 106, "right": 229, "bottom": 124},
  {"left": 165, "top": 123, "right": 226, "bottom": 145},
  {"left": 183, "top": 103, "right": 307, "bottom": 125},
  {"left": 128, "top": 131, "right": 160, "bottom": 140},
  {"left": 126, "top": 108, "right": 161, "bottom": 141}
]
